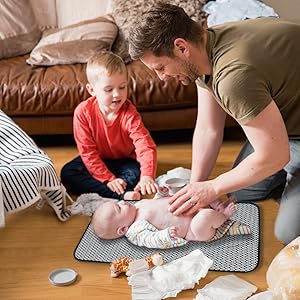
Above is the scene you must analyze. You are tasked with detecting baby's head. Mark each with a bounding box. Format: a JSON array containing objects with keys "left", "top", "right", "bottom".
[{"left": 91, "top": 200, "right": 137, "bottom": 239}]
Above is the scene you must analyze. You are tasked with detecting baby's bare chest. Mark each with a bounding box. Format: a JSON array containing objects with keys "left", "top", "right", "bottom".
[{"left": 135, "top": 199, "right": 191, "bottom": 236}]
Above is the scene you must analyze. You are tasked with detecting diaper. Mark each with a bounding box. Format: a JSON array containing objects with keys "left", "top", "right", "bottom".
[{"left": 128, "top": 249, "right": 213, "bottom": 299}]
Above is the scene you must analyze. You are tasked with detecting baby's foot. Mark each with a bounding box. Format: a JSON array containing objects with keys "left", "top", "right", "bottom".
[
  {"left": 169, "top": 226, "right": 178, "bottom": 238},
  {"left": 223, "top": 202, "right": 237, "bottom": 218},
  {"left": 124, "top": 191, "right": 141, "bottom": 200},
  {"left": 214, "top": 196, "right": 236, "bottom": 213}
]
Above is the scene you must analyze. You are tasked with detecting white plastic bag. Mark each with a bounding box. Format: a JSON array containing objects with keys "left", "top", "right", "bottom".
[{"left": 266, "top": 236, "right": 300, "bottom": 300}]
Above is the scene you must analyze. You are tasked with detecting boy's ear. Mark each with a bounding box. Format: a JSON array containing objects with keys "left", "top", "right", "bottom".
[
  {"left": 86, "top": 83, "right": 95, "bottom": 96},
  {"left": 117, "top": 226, "right": 128, "bottom": 236}
]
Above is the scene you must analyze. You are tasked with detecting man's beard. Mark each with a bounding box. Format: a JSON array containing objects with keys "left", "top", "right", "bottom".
[{"left": 178, "top": 59, "right": 201, "bottom": 85}]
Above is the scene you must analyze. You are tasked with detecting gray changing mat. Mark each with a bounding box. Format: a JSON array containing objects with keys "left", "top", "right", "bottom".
[{"left": 74, "top": 202, "right": 260, "bottom": 272}]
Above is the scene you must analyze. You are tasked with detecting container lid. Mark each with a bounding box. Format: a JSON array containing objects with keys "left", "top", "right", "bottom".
[{"left": 48, "top": 268, "right": 78, "bottom": 286}]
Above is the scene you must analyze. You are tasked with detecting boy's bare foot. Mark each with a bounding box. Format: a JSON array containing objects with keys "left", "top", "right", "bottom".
[
  {"left": 124, "top": 191, "right": 141, "bottom": 200},
  {"left": 223, "top": 202, "right": 237, "bottom": 218}
]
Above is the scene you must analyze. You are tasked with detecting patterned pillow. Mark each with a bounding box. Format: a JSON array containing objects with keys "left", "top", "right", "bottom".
[{"left": 108, "top": 0, "right": 208, "bottom": 64}]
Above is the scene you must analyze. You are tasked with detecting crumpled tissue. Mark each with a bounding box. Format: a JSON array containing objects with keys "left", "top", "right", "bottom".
[
  {"left": 247, "top": 291, "right": 275, "bottom": 300},
  {"left": 194, "top": 274, "right": 257, "bottom": 300}
]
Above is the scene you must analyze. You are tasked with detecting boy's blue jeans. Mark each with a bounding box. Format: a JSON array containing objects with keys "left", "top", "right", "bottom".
[
  {"left": 230, "top": 139, "right": 300, "bottom": 245},
  {"left": 60, "top": 156, "right": 140, "bottom": 200}
]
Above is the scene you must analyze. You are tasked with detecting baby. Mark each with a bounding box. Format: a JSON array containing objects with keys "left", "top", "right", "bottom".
[{"left": 91, "top": 197, "right": 236, "bottom": 248}]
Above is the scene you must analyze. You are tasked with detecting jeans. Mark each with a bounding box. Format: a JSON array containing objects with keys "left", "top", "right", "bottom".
[
  {"left": 230, "top": 139, "right": 300, "bottom": 245},
  {"left": 60, "top": 156, "right": 140, "bottom": 200}
]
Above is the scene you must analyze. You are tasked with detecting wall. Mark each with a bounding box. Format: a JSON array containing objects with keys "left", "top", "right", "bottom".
[{"left": 263, "top": 0, "right": 300, "bottom": 23}]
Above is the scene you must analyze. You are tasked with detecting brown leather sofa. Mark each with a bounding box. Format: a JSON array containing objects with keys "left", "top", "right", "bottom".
[
  {"left": 0, "top": 52, "right": 239, "bottom": 135},
  {"left": 0, "top": 53, "right": 201, "bottom": 135}
]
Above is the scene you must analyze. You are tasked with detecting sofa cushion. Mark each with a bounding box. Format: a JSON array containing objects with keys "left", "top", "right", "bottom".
[
  {"left": 0, "top": 0, "right": 41, "bottom": 59},
  {"left": 26, "top": 15, "right": 117, "bottom": 66},
  {"left": 108, "top": 0, "right": 208, "bottom": 63}
]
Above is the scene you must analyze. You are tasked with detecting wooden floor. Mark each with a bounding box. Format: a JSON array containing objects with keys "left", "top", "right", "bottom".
[{"left": 0, "top": 131, "right": 284, "bottom": 300}]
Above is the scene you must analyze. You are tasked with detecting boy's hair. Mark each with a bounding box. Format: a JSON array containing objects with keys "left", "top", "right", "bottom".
[
  {"left": 128, "top": 3, "right": 205, "bottom": 60},
  {"left": 86, "top": 51, "right": 127, "bottom": 84}
]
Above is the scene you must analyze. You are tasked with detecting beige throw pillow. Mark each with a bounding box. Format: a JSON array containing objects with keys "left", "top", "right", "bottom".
[
  {"left": 0, "top": 0, "right": 41, "bottom": 59},
  {"left": 108, "top": 0, "right": 208, "bottom": 64},
  {"left": 26, "top": 15, "right": 118, "bottom": 66}
]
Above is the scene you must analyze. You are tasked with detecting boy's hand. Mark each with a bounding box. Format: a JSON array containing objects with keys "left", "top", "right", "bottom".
[
  {"left": 107, "top": 178, "right": 127, "bottom": 195},
  {"left": 134, "top": 175, "right": 158, "bottom": 195}
]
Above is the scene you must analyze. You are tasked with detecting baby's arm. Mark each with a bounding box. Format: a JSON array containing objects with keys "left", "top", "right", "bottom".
[{"left": 125, "top": 220, "right": 187, "bottom": 249}]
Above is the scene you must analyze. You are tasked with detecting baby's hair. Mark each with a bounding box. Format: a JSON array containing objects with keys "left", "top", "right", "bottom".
[
  {"left": 91, "top": 201, "right": 120, "bottom": 239},
  {"left": 86, "top": 50, "right": 127, "bottom": 84}
]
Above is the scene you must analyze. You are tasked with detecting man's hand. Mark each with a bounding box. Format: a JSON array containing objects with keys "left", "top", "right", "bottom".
[
  {"left": 134, "top": 175, "right": 158, "bottom": 195},
  {"left": 168, "top": 181, "right": 218, "bottom": 216},
  {"left": 107, "top": 178, "right": 127, "bottom": 195}
]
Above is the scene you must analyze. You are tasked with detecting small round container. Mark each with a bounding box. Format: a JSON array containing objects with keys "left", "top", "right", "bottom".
[
  {"left": 48, "top": 268, "right": 78, "bottom": 287},
  {"left": 164, "top": 178, "right": 187, "bottom": 195}
]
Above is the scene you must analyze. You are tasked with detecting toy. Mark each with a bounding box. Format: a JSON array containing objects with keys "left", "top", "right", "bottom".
[
  {"left": 110, "top": 252, "right": 163, "bottom": 278},
  {"left": 66, "top": 193, "right": 110, "bottom": 216}
]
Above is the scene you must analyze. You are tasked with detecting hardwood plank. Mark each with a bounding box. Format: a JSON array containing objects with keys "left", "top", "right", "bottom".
[{"left": 0, "top": 135, "right": 284, "bottom": 299}]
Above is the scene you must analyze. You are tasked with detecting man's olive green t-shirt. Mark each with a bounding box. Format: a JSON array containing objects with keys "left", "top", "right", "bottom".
[{"left": 197, "top": 17, "right": 300, "bottom": 136}]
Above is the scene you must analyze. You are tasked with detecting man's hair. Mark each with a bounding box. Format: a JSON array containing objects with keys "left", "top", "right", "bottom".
[
  {"left": 86, "top": 50, "right": 127, "bottom": 84},
  {"left": 128, "top": 3, "right": 205, "bottom": 60}
]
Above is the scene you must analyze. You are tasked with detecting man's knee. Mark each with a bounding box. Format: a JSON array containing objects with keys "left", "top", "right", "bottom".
[
  {"left": 274, "top": 218, "right": 300, "bottom": 245},
  {"left": 230, "top": 179, "right": 286, "bottom": 202}
]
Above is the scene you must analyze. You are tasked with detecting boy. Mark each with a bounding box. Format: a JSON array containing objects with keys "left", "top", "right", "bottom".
[{"left": 61, "top": 51, "right": 158, "bottom": 200}]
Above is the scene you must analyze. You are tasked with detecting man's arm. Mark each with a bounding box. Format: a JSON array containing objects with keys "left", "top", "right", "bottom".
[
  {"left": 169, "top": 100, "right": 289, "bottom": 215},
  {"left": 212, "top": 100, "right": 290, "bottom": 196},
  {"left": 191, "top": 85, "right": 226, "bottom": 182}
]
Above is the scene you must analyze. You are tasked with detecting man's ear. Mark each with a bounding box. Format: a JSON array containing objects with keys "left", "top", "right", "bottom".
[
  {"left": 117, "top": 226, "right": 128, "bottom": 236},
  {"left": 173, "top": 38, "right": 189, "bottom": 57},
  {"left": 86, "top": 83, "right": 95, "bottom": 96}
]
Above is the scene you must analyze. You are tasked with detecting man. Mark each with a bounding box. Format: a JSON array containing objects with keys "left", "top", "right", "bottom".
[{"left": 128, "top": 3, "right": 300, "bottom": 244}]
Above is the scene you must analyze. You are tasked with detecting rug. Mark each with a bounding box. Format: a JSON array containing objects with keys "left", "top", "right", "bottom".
[{"left": 74, "top": 202, "right": 260, "bottom": 272}]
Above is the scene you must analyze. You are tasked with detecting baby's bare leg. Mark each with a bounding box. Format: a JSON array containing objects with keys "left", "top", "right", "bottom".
[{"left": 185, "top": 204, "right": 236, "bottom": 241}]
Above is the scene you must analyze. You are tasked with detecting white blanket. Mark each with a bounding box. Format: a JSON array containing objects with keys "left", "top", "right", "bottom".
[{"left": 203, "top": 0, "right": 279, "bottom": 27}]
